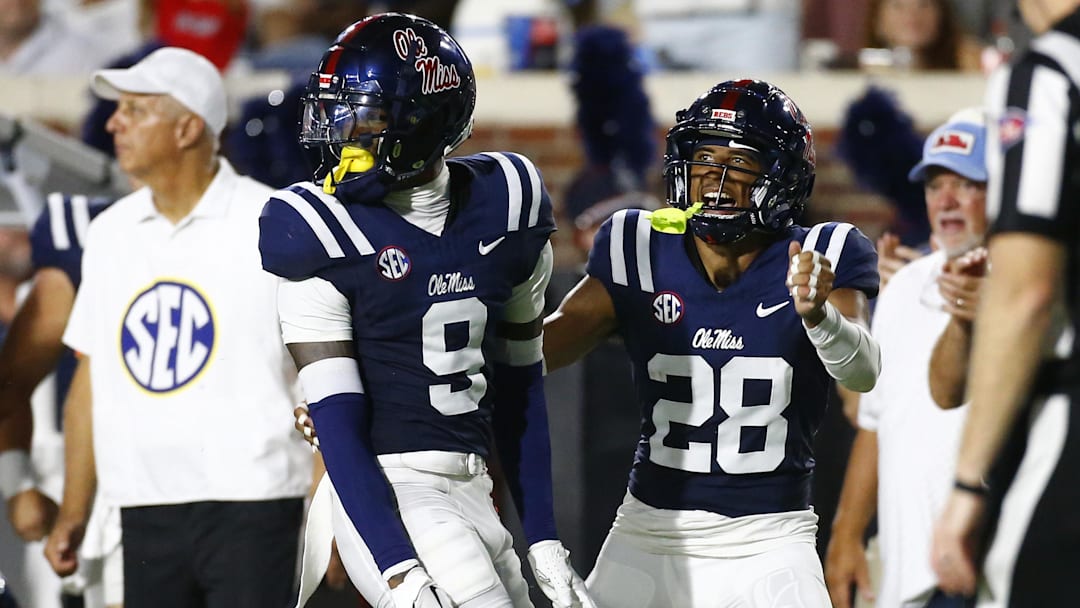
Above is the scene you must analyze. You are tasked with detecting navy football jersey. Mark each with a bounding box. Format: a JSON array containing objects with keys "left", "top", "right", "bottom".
[
  {"left": 260, "top": 153, "right": 555, "bottom": 457},
  {"left": 587, "top": 210, "right": 878, "bottom": 517},
  {"left": 28, "top": 193, "right": 114, "bottom": 427},
  {"left": 30, "top": 193, "right": 114, "bottom": 289}
]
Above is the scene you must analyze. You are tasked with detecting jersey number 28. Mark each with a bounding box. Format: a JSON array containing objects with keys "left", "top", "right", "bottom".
[{"left": 648, "top": 354, "right": 792, "bottom": 474}]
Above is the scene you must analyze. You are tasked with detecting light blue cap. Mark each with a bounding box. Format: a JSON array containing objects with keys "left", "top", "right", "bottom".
[{"left": 907, "top": 115, "right": 987, "bottom": 183}]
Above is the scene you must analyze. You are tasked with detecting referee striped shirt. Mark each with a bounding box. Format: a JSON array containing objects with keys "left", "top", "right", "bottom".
[
  {"left": 984, "top": 9, "right": 1080, "bottom": 372},
  {"left": 985, "top": 9, "right": 1080, "bottom": 241}
]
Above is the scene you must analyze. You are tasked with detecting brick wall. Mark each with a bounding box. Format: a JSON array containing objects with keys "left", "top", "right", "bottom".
[{"left": 457, "top": 125, "right": 899, "bottom": 269}]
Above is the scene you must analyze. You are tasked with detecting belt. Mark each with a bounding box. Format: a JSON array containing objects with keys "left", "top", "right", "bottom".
[{"left": 377, "top": 451, "right": 487, "bottom": 477}]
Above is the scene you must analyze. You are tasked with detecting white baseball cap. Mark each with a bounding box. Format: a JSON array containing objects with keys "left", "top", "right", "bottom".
[{"left": 92, "top": 47, "right": 227, "bottom": 136}]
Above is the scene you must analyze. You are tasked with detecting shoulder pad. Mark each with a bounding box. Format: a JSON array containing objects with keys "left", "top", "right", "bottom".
[
  {"left": 800, "top": 222, "right": 880, "bottom": 298},
  {"left": 585, "top": 208, "right": 656, "bottom": 292},
  {"left": 258, "top": 182, "right": 377, "bottom": 280},
  {"left": 469, "top": 152, "right": 555, "bottom": 236},
  {"left": 30, "top": 193, "right": 114, "bottom": 288}
]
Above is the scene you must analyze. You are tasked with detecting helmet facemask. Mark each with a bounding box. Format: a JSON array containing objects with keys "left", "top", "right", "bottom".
[{"left": 666, "top": 131, "right": 793, "bottom": 245}]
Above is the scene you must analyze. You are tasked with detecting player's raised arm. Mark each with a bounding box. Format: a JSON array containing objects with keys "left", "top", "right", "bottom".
[{"left": 788, "top": 232, "right": 881, "bottom": 393}]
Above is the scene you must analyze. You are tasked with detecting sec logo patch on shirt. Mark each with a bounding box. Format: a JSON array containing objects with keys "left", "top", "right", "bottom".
[
  {"left": 377, "top": 245, "right": 412, "bottom": 281},
  {"left": 120, "top": 280, "right": 215, "bottom": 393},
  {"left": 652, "top": 291, "right": 684, "bottom": 325}
]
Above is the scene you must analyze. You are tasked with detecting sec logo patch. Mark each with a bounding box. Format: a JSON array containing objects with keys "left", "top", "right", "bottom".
[
  {"left": 120, "top": 280, "right": 215, "bottom": 393},
  {"left": 652, "top": 291, "right": 684, "bottom": 324},
  {"left": 378, "top": 246, "right": 411, "bottom": 280}
]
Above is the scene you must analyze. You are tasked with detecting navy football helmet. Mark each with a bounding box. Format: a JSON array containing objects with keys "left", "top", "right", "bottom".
[
  {"left": 664, "top": 79, "right": 815, "bottom": 244},
  {"left": 300, "top": 13, "right": 476, "bottom": 198}
]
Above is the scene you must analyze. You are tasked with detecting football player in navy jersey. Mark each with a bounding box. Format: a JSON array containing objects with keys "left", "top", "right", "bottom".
[
  {"left": 541, "top": 80, "right": 882, "bottom": 607},
  {"left": 0, "top": 193, "right": 116, "bottom": 607},
  {"left": 258, "top": 13, "right": 592, "bottom": 608}
]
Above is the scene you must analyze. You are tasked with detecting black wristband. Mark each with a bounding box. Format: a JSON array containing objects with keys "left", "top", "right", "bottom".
[{"left": 954, "top": 478, "right": 990, "bottom": 497}]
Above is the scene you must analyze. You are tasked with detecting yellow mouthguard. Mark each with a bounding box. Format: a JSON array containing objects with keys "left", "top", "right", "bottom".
[
  {"left": 649, "top": 202, "right": 704, "bottom": 234},
  {"left": 323, "top": 147, "right": 375, "bottom": 194}
]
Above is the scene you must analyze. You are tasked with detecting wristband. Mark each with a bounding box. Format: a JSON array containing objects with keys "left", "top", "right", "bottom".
[
  {"left": 954, "top": 478, "right": 990, "bottom": 497},
  {"left": 0, "top": 449, "right": 35, "bottom": 500}
]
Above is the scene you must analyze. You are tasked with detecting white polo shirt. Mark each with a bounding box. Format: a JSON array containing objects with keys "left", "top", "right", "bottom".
[
  {"left": 858, "top": 250, "right": 968, "bottom": 607},
  {"left": 63, "top": 159, "right": 311, "bottom": 508}
]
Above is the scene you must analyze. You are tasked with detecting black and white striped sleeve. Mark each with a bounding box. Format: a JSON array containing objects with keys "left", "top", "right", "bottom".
[{"left": 985, "top": 32, "right": 1080, "bottom": 241}]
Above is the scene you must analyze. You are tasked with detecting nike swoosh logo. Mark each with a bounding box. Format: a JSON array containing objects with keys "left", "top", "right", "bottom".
[
  {"left": 756, "top": 301, "right": 790, "bottom": 318},
  {"left": 478, "top": 236, "right": 506, "bottom": 256}
]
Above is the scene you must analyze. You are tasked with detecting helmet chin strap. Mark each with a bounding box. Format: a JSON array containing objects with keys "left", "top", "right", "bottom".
[{"left": 323, "top": 147, "right": 375, "bottom": 194}]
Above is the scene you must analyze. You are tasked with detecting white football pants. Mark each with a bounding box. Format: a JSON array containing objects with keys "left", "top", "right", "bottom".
[{"left": 297, "top": 451, "right": 532, "bottom": 608}]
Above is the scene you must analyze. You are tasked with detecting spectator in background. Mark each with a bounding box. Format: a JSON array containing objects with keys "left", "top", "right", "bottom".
[
  {"left": 142, "top": 0, "right": 247, "bottom": 70},
  {"left": 0, "top": 0, "right": 116, "bottom": 75},
  {"left": 243, "top": 0, "right": 359, "bottom": 79},
  {"left": 43, "top": 47, "right": 312, "bottom": 608},
  {"left": 863, "top": 0, "right": 983, "bottom": 71},
  {"left": 0, "top": 194, "right": 118, "bottom": 608},
  {"left": 826, "top": 109, "right": 988, "bottom": 608}
]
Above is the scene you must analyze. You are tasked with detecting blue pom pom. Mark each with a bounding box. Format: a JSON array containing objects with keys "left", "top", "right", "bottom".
[
  {"left": 569, "top": 26, "right": 655, "bottom": 185},
  {"left": 226, "top": 81, "right": 314, "bottom": 189},
  {"left": 837, "top": 86, "right": 930, "bottom": 245}
]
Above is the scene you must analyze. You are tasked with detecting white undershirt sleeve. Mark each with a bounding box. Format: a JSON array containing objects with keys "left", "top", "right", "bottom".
[
  {"left": 278, "top": 276, "right": 353, "bottom": 344},
  {"left": 803, "top": 301, "right": 882, "bottom": 393}
]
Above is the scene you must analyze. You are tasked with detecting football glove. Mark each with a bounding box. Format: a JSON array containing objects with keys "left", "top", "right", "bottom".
[
  {"left": 389, "top": 567, "right": 454, "bottom": 608},
  {"left": 527, "top": 540, "right": 596, "bottom": 608}
]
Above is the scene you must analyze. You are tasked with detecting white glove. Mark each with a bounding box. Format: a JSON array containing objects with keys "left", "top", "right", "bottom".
[
  {"left": 527, "top": 540, "right": 596, "bottom": 608},
  {"left": 389, "top": 567, "right": 454, "bottom": 608}
]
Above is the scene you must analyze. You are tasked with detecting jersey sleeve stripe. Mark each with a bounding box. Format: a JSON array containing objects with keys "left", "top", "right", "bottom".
[
  {"left": 635, "top": 211, "right": 654, "bottom": 292},
  {"left": 513, "top": 153, "right": 543, "bottom": 228},
  {"left": 802, "top": 223, "right": 825, "bottom": 253},
  {"left": 46, "top": 192, "right": 71, "bottom": 251},
  {"left": 274, "top": 189, "right": 346, "bottom": 258},
  {"left": 824, "top": 222, "right": 854, "bottom": 272},
  {"left": 484, "top": 152, "right": 524, "bottom": 232},
  {"left": 71, "top": 194, "right": 90, "bottom": 248},
  {"left": 610, "top": 209, "right": 629, "bottom": 286},
  {"left": 1017, "top": 66, "right": 1070, "bottom": 219},
  {"left": 297, "top": 183, "right": 376, "bottom": 255}
]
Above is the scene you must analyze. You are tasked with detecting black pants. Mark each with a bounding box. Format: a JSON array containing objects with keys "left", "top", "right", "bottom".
[
  {"left": 983, "top": 389, "right": 1080, "bottom": 607},
  {"left": 925, "top": 590, "right": 975, "bottom": 608},
  {"left": 121, "top": 499, "right": 303, "bottom": 608}
]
